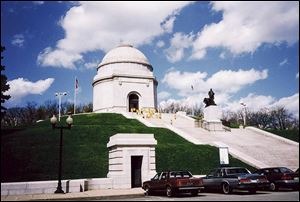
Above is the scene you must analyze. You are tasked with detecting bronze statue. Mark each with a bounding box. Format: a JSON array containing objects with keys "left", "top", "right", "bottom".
[{"left": 203, "top": 88, "right": 216, "bottom": 107}]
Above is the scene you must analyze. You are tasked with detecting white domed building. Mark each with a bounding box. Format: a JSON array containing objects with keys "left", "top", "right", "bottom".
[{"left": 93, "top": 44, "right": 158, "bottom": 113}]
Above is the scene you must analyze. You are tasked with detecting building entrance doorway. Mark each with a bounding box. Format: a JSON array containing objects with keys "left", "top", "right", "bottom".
[
  {"left": 131, "top": 156, "right": 143, "bottom": 188},
  {"left": 128, "top": 94, "right": 139, "bottom": 112}
]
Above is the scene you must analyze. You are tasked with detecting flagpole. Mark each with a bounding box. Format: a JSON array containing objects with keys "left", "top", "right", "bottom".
[{"left": 74, "top": 77, "right": 76, "bottom": 114}]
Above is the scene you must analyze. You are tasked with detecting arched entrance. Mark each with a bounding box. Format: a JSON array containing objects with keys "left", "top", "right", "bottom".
[{"left": 128, "top": 93, "right": 139, "bottom": 112}]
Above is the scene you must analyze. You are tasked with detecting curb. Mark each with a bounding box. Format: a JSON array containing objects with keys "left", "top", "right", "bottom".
[
  {"left": 1, "top": 192, "right": 145, "bottom": 201},
  {"left": 38, "top": 193, "right": 145, "bottom": 201}
]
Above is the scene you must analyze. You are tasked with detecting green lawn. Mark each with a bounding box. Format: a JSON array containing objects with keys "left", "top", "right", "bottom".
[
  {"left": 265, "top": 129, "right": 299, "bottom": 143},
  {"left": 1, "top": 113, "right": 254, "bottom": 182}
]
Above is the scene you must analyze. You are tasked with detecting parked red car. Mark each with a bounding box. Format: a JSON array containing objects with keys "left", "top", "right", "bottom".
[
  {"left": 254, "top": 167, "right": 299, "bottom": 191},
  {"left": 142, "top": 171, "right": 203, "bottom": 197}
]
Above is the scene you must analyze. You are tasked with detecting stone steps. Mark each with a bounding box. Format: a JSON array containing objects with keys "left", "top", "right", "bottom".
[{"left": 126, "top": 112, "right": 299, "bottom": 170}]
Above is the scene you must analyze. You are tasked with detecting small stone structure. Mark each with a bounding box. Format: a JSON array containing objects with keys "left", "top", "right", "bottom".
[
  {"left": 202, "top": 105, "right": 224, "bottom": 131},
  {"left": 202, "top": 89, "right": 224, "bottom": 131},
  {"left": 107, "top": 133, "right": 157, "bottom": 188}
]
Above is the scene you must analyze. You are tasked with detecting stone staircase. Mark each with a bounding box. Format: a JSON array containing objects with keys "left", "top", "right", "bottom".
[{"left": 121, "top": 112, "right": 299, "bottom": 170}]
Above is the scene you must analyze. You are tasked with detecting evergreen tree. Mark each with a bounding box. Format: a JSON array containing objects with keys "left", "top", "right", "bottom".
[{"left": 1, "top": 46, "right": 11, "bottom": 119}]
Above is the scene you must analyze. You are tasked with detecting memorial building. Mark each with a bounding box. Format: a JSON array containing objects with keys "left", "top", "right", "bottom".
[{"left": 93, "top": 44, "right": 158, "bottom": 113}]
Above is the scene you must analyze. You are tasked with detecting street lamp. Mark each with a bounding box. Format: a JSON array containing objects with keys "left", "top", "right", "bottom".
[
  {"left": 50, "top": 114, "right": 73, "bottom": 194},
  {"left": 55, "top": 92, "right": 67, "bottom": 122},
  {"left": 240, "top": 102, "right": 247, "bottom": 127}
]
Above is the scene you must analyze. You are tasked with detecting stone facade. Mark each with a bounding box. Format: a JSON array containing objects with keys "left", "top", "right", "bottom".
[{"left": 107, "top": 133, "right": 157, "bottom": 189}]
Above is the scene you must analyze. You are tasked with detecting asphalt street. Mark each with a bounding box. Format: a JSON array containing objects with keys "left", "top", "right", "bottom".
[{"left": 104, "top": 190, "right": 299, "bottom": 201}]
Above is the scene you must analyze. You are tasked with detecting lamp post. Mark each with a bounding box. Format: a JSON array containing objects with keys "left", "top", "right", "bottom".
[
  {"left": 55, "top": 92, "right": 67, "bottom": 122},
  {"left": 50, "top": 114, "right": 73, "bottom": 194},
  {"left": 240, "top": 102, "right": 247, "bottom": 127}
]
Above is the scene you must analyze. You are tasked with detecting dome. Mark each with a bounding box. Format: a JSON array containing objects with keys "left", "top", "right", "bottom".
[{"left": 98, "top": 44, "right": 151, "bottom": 69}]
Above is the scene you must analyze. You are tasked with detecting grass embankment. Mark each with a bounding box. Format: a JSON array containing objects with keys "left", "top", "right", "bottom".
[
  {"left": 1, "top": 113, "right": 254, "bottom": 182},
  {"left": 265, "top": 129, "right": 299, "bottom": 143}
]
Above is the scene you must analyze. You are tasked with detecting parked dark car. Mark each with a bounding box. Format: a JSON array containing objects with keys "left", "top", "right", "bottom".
[
  {"left": 254, "top": 167, "right": 299, "bottom": 191},
  {"left": 142, "top": 171, "right": 203, "bottom": 197},
  {"left": 202, "top": 167, "right": 270, "bottom": 194}
]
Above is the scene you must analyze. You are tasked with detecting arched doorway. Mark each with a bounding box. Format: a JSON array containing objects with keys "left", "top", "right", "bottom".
[{"left": 128, "top": 93, "right": 139, "bottom": 112}]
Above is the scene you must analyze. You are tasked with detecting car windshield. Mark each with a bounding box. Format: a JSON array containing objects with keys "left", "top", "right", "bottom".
[
  {"left": 226, "top": 168, "right": 250, "bottom": 175},
  {"left": 280, "top": 167, "right": 294, "bottom": 173}
]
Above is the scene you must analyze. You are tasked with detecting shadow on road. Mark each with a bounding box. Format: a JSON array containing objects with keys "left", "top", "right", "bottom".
[{"left": 202, "top": 189, "right": 271, "bottom": 196}]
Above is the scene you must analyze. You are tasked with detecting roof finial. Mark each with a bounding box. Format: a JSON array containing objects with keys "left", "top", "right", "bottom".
[{"left": 117, "top": 38, "right": 133, "bottom": 47}]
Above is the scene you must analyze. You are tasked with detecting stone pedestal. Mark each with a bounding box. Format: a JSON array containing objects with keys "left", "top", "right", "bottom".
[
  {"left": 107, "top": 133, "right": 157, "bottom": 189},
  {"left": 203, "top": 106, "right": 224, "bottom": 131}
]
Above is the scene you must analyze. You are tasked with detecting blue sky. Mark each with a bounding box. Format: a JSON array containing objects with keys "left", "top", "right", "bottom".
[{"left": 1, "top": 1, "right": 299, "bottom": 117}]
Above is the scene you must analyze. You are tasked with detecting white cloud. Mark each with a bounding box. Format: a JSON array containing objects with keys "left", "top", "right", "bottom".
[
  {"left": 159, "top": 92, "right": 299, "bottom": 119},
  {"left": 191, "top": 1, "right": 299, "bottom": 60},
  {"left": 158, "top": 91, "right": 171, "bottom": 101},
  {"left": 162, "top": 70, "right": 208, "bottom": 96},
  {"left": 156, "top": 40, "right": 165, "bottom": 48},
  {"left": 32, "top": 1, "right": 44, "bottom": 5},
  {"left": 223, "top": 93, "right": 299, "bottom": 118},
  {"left": 219, "top": 52, "right": 226, "bottom": 59},
  {"left": 162, "top": 68, "right": 268, "bottom": 96},
  {"left": 84, "top": 61, "right": 99, "bottom": 69},
  {"left": 224, "top": 93, "right": 275, "bottom": 113},
  {"left": 11, "top": 34, "right": 25, "bottom": 47},
  {"left": 296, "top": 72, "right": 299, "bottom": 79},
  {"left": 165, "top": 32, "right": 195, "bottom": 63},
  {"left": 271, "top": 93, "right": 299, "bottom": 118},
  {"left": 38, "top": 1, "right": 193, "bottom": 68},
  {"left": 6, "top": 78, "right": 54, "bottom": 101},
  {"left": 206, "top": 68, "right": 268, "bottom": 94},
  {"left": 279, "top": 58, "right": 288, "bottom": 66},
  {"left": 161, "top": 15, "right": 176, "bottom": 33},
  {"left": 37, "top": 47, "right": 83, "bottom": 69}
]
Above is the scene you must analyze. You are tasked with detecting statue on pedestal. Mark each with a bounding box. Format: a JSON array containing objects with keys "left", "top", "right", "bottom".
[{"left": 203, "top": 88, "right": 216, "bottom": 108}]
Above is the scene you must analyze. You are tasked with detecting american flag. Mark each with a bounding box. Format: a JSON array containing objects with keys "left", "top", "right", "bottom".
[{"left": 75, "top": 78, "right": 79, "bottom": 90}]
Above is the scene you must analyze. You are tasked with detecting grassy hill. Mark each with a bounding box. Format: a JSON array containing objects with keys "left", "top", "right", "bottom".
[{"left": 1, "top": 113, "right": 254, "bottom": 182}]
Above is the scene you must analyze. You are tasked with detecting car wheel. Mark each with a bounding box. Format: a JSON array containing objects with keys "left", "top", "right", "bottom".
[
  {"left": 270, "top": 182, "right": 277, "bottom": 191},
  {"left": 222, "top": 183, "right": 232, "bottom": 194},
  {"left": 144, "top": 185, "right": 151, "bottom": 196},
  {"left": 191, "top": 190, "right": 198, "bottom": 196},
  {"left": 249, "top": 189, "right": 256, "bottom": 194},
  {"left": 166, "top": 186, "right": 173, "bottom": 197}
]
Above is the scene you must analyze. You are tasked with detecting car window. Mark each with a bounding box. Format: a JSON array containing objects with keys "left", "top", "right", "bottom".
[
  {"left": 153, "top": 173, "right": 160, "bottom": 180},
  {"left": 181, "top": 171, "right": 192, "bottom": 178},
  {"left": 170, "top": 172, "right": 180, "bottom": 178},
  {"left": 280, "top": 167, "right": 293, "bottom": 173},
  {"left": 226, "top": 168, "right": 250, "bottom": 175},
  {"left": 273, "top": 168, "right": 280, "bottom": 173},
  {"left": 215, "top": 169, "right": 222, "bottom": 177},
  {"left": 160, "top": 172, "right": 167, "bottom": 180},
  {"left": 170, "top": 171, "right": 192, "bottom": 178},
  {"left": 208, "top": 169, "right": 216, "bottom": 176}
]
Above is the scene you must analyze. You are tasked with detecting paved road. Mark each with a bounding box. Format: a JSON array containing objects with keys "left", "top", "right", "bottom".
[{"left": 104, "top": 190, "right": 299, "bottom": 201}]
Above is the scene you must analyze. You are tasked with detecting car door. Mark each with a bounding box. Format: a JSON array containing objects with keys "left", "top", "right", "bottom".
[
  {"left": 205, "top": 169, "right": 222, "bottom": 189},
  {"left": 214, "top": 168, "right": 224, "bottom": 188},
  {"left": 156, "top": 172, "right": 168, "bottom": 191},
  {"left": 150, "top": 172, "right": 162, "bottom": 191},
  {"left": 271, "top": 168, "right": 282, "bottom": 182}
]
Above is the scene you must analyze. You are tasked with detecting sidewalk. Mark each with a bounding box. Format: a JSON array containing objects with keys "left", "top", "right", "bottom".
[{"left": 1, "top": 188, "right": 145, "bottom": 201}]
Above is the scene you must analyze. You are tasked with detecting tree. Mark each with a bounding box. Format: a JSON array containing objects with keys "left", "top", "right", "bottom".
[
  {"left": 1, "top": 46, "right": 11, "bottom": 119},
  {"left": 82, "top": 103, "right": 93, "bottom": 113}
]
